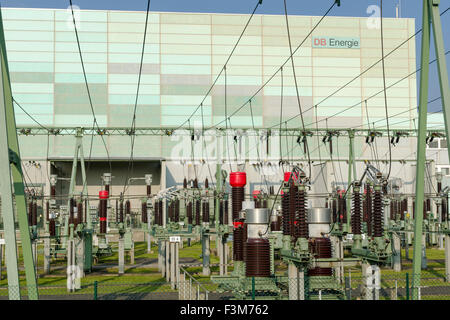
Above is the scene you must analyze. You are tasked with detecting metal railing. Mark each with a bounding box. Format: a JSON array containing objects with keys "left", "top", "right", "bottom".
[{"left": 179, "top": 266, "right": 209, "bottom": 300}]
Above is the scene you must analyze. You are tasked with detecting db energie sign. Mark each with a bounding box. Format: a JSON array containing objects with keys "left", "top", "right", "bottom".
[{"left": 312, "top": 37, "right": 360, "bottom": 49}]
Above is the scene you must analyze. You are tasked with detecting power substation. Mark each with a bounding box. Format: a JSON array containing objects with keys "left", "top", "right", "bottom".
[{"left": 0, "top": 0, "right": 450, "bottom": 301}]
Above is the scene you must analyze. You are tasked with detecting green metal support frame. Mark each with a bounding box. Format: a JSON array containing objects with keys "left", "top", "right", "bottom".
[
  {"left": 0, "top": 8, "right": 38, "bottom": 300},
  {"left": 62, "top": 128, "right": 90, "bottom": 249},
  {"left": 412, "top": 0, "right": 450, "bottom": 300}
]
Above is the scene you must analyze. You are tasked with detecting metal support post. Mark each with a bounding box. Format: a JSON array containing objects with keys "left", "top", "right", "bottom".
[
  {"left": 288, "top": 263, "right": 298, "bottom": 300},
  {"left": 165, "top": 241, "right": 170, "bottom": 282},
  {"left": 67, "top": 239, "right": 76, "bottom": 292},
  {"left": 175, "top": 242, "right": 180, "bottom": 288},
  {"left": 202, "top": 232, "right": 210, "bottom": 276},
  {"left": 170, "top": 242, "right": 175, "bottom": 289},
  {"left": 421, "top": 234, "right": 428, "bottom": 269},
  {"left": 75, "top": 238, "right": 84, "bottom": 289},
  {"left": 392, "top": 232, "right": 402, "bottom": 271},
  {"left": 445, "top": 234, "right": 450, "bottom": 282},
  {"left": 118, "top": 237, "right": 125, "bottom": 275},
  {"left": 346, "top": 130, "right": 355, "bottom": 232},
  {"left": 44, "top": 236, "right": 50, "bottom": 275},
  {"left": 412, "top": 0, "right": 450, "bottom": 299}
]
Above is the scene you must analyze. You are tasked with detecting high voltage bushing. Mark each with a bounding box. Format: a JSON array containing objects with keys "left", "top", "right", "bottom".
[
  {"left": 224, "top": 199, "right": 229, "bottom": 225},
  {"left": 195, "top": 199, "right": 201, "bottom": 226},
  {"left": 125, "top": 199, "right": 131, "bottom": 216},
  {"left": 363, "top": 184, "right": 372, "bottom": 236},
  {"left": 174, "top": 199, "right": 180, "bottom": 222},
  {"left": 205, "top": 178, "right": 209, "bottom": 189},
  {"left": 142, "top": 201, "right": 148, "bottom": 223},
  {"left": 219, "top": 200, "right": 224, "bottom": 224},
  {"left": 401, "top": 198, "right": 407, "bottom": 220},
  {"left": 158, "top": 200, "right": 163, "bottom": 225},
  {"left": 77, "top": 201, "right": 83, "bottom": 225},
  {"left": 147, "top": 185, "right": 151, "bottom": 197},
  {"left": 32, "top": 198, "right": 37, "bottom": 227},
  {"left": 331, "top": 198, "right": 337, "bottom": 223},
  {"left": 183, "top": 178, "right": 187, "bottom": 189},
  {"left": 115, "top": 199, "right": 119, "bottom": 223},
  {"left": 281, "top": 190, "right": 290, "bottom": 235},
  {"left": 372, "top": 185, "right": 383, "bottom": 238},
  {"left": 187, "top": 201, "right": 193, "bottom": 225},
  {"left": 289, "top": 183, "right": 299, "bottom": 241},
  {"left": 49, "top": 218, "right": 56, "bottom": 236},
  {"left": 442, "top": 198, "right": 448, "bottom": 221},
  {"left": 193, "top": 178, "right": 199, "bottom": 189},
  {"left": 202, "top": 200, "right": 209, "bottom": 223},
  {"left": 296, "top": 184, "right": 308, "bottom": 240},
  {"left": 352, "top": 182, "right": 362, "bottom": 235},
  {"left": 338, "top": 195, "right": 347, "bottom": 224},
  {"left": 69, "top": 198, "right": 75, "bottom": 226},
  {"left": 167, "top": 201, "right": 173, "bottom": 221},
  {"left": 119, "top": 199, "right": 124, "bottom": 223},
  {"left": 154, "top": 199, "right": 160, "bottom": 225},
  {"left": 99, "top": 190, "right": 109, "bottom": 234},
  {"left": 245, "top": 208, "right": 271, "bottom": 277},
  {"left": 230, "top": 171, "right": 246, "bottom": 262},
  {"left": 46, "top": 200, "right": 49, "bottom": 221}
]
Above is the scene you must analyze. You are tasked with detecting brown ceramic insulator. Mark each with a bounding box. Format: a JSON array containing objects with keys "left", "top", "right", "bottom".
[
  {"left": 32, "top": 200, "right": 38, "bottom": 226},
  {"left": 262, "top": 200, "right": 268, "bottom": 208},
  {"left": 183, "top": 178, "right": 187, "bottom": 189},
  {"left": 341, "top": 197, "right": 347, "bottom": 223},
  {"left": 49, "top": 219, "right": 56, "bottom": 236},
  {"left": 154, "top": 200, "right": 160, "bottom": 225},
  {"left": 270, "top": 216, "right": 281, "bottom": 232},
  {"left": 142, "top": 202, "right": 148, "bottom": 223},
  {"left": 295, "top": 188, "right": 308, "bottom": 239},
  {"left": 99, "top": 198, "right": 107, "bottom": 233},
  {"left": 423, "top": 200, "right": 428, "bottom": 220},
  {"left": 400, "top": 199, "right": 407, "bottom": 220},
  {"left": 289, "top": 184, "right": 298, "bottom": 239},
  {"left": 372, "top": 189, "right": 383, "bottom": 237},
  {"left": 77, "top": 201, "right": 83, "bottom": 225},
  {"left": 308, "top": 237, "right": 332, "bottom": 276},
  {"left": 270, "top": 186, "right": 274, "bottom": 195},
  {"left": 174, "top": 199, "right": 180, "bottom": 222},
  {"left": 105, "top": 184, "right": 110, "bottom": 194},
  {"left": 169, "top": 201, "right": 174, "bottom": 221},
  {"left": 158, "top": 200, "right": 163, "bottom": 225},
  {"left": 202, "top": 201, "right": 209, "bottom": 223},
  {"left": 46, "top": 201, "right": 49, "bottom": 221},
  {"left": 364, "top": 184, "right": 372, "bottom": 236},
  {"left": 438, "top": 182, "right": 442, "bottom": 193},
  {"left": 233, "top": 219, "right": 246, "bottom": 261},
  {"left": 119, "top": 200, "right": 124, "bottom": 223},
  {"left": 219, "top": 200, "right": 224, "bottom": 224},
  {"left": 125, "top": 200, "right": 130, "bottom": 215},
  {"left": 147, "top": 185, "right": 151, "bottom": 197},
  {"left": 187, "top": 201, "right": 193, "bottom": 225},
  {"left": 332, "top": 199, "right": 337, "bottom": 223},
  {"left": 245, "top": 238, "right": 271, "bottom": 277},
  {"left": 390, "top": 201, "right": 395, "bottom": 220},
  {"left": 254, "top": 199, "right": 260, "bottom": 208},
  {"left": 195, "top": 200, "right": 201, "bottom": 225},
  {"left": 50, "top": 185, "right": 56, "bottom": 198},
  {"left": 282, "top": 190, "right": 290, "bottom": 235},
  {"left": 69, "top": 198, "right": 75, "bottom": 225},
  {"left": 442, "top": 198, "right": 447, "bottom": 221},
  {"left": 205, "top": 178, "right": 209, "bottom": 189},
  {"left": 224, "top": 199, "right": 229, "bottom": 225},
  {"left": 426, "top": 198, "right": 431, "bottom": 212},
  {"left": 193, "top": 179, "right": 198, "bottom": 189},
  {"left": 232, "top": 187, "right": 244, "bottom": 220},
  {"left": 352, "top": 188, "right": 362, "bottom": 235}
]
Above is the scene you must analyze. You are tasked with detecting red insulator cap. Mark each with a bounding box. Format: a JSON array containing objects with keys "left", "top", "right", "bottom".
[
  {"left": 99, "top": 190, "right": 109, "bottom": 199},
  {"left": 230, "top": 172, "right": 246, "bottom": 187},
  {"left": 284, "top": 172, "right": 298, "bottom": 182},
  {"left": 252, "top": 190, "right": 261, "bottom": 199}
]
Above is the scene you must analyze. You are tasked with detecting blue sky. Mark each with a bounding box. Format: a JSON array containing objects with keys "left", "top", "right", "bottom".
[{"left": 1, "top": 0, "right": 449, "bottom": 112}]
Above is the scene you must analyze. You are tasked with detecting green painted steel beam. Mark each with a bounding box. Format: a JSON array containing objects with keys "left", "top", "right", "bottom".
[
  {"left": 412, "top": 0, "right": 431, "bottom": 300},
  {"left": 15, "top": 126, "right": 446, "bottom": 137},
  {"left": 0, "top": 8, "right": 38, "bottom": 300}
]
